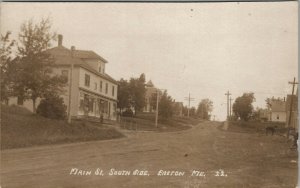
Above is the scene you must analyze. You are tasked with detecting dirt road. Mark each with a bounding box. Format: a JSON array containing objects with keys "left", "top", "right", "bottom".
[{"left": 1, "top": 121, "right": 298, "bottom": 188}]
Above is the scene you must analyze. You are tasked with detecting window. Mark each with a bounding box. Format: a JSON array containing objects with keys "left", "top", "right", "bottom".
[
  {"left": 277, "top": 114, "right": 279, "bottom": 120},
  {"left": 112, "top": 86, "right": 115, "bottom": 96},
  {"left": 99, "top": 81, "right": 103, "bottom": 92},
  {"left": 99, "top": 65, "right": 101, "bottom": 73},
  {"left": 85, "top": 74, "right": 90, "bottom": 87},
  {"left": 94, "top": 82, "right": 97, "bottom": 90},
  {"left": 105, "top": 83, "right": 108, "bottom": 94},
  {"left": 61, "top": 70, "right": 69, "bottom": 82}
]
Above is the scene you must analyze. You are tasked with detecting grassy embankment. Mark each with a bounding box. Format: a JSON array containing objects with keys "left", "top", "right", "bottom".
[
  {"left": 119, "top": 112, "right": 202, "bottom": 132},
  {"left": 1, "top": 105, "right": 124, "bottom": 150}
]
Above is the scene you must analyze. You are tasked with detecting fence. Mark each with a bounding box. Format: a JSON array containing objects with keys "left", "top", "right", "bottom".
[{"left": 119, "top": 117, "right": 138, "bottom": 131}]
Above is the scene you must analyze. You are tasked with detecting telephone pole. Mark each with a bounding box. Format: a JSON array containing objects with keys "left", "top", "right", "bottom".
[
  {"left": 225, "top": 91, "right": 231, "bottom": 120},
  {"left": 155, "top": 89, "right": 160, "bottom": 128},
  {"left": 184, "top": 93, "right": 194, "bottom": 117},
  {"left": 229, "top": 97, "right": 233, "bottom": 120},
  {"left": 68, "top": 46, "right": 75, "bottom": 124},
  {"left": 155, "top": 89, "right": 165, "bottom": 128},
  {"left": 287, "top": 77, "right": 298, "bottom": 139}
]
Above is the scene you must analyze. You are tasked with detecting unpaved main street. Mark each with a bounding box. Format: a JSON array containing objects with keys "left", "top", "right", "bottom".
[{"left": 1, "top": 121, "right": 298, "bottom": 188}]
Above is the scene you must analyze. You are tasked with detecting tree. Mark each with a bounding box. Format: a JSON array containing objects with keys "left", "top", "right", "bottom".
[
  {"left": 13, "top": 18, "right": 66, "bottom": 112},
  {"left": 232, "top": 93, "right": 255, "bottom": 121},
  {"left": 117, "top": 78, "right": 130, "bottom": 111},
  {"left": 158, "top": 91, "right": 174, "bottom": 118},
  {"left": 128, "top": 73, "right": 146, "bottom": 113},
  {"left": 36, "top": 93, "right": 67, "bottom": 119},
  {"left": 0, "top": 31, "right": 16, "bottom": 103},
  {"left": 197, "top": 99, "right": 213, "bottom": 120},
  {"left": 150, "top": 90, "right": 163, "bottom": 112}
]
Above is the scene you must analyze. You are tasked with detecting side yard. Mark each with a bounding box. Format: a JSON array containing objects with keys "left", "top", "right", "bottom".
[
  {"left": 1, "top": 105, "right": 124, "bottom": 150},
  {"left": 227, "top": 121, "right": 287, "bottom": 135},
  {"left": 1, "top": 105, "right": 202, "bottom": 150}
]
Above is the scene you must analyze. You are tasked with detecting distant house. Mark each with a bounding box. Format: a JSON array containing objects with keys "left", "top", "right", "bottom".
[
  {"left": 269, "top": 98, "right": 286, "bottom": 123},
  {"left": 286, "top": 94, "right": 298, "bottom": 130},
  {"left": 258, "top": 108, "right": 271, "bottom": 122},
  {"left": 143, "top": 80, "right": 159, "bottom": 113},
  {"left": 9, "top": 35, "right": 118, "bottom": 120}
]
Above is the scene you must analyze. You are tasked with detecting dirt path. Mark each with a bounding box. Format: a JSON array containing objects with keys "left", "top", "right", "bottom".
[{"left": 1, "top": 121, "right": 298, "bottom": 188}]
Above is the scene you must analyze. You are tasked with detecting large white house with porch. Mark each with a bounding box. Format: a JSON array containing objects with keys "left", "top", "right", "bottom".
[{"left": 9, "top": 35, "right": 118, "bottom": 121}]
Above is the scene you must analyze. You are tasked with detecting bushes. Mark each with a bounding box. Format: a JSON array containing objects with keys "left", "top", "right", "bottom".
[{"left": 37, "top": 94, "right": 67, "bottom": 119}]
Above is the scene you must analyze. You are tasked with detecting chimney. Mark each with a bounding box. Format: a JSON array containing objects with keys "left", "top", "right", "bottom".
[{"left": 58, "top": 34, "right": 63, "bottom": 47}]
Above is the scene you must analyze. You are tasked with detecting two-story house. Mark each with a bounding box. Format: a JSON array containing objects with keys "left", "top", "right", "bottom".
[
  {"left": 9, "top": 35, "right": 118, "bottom": 121},
  {"left": 143, "top": 80, "right": 162, "bottom": 113},
  {"left": 49, "top": 35, "right": 118, "bottom": 120},
  {"left": 269, "top": 97, "right": 286, "bottom": 123}
]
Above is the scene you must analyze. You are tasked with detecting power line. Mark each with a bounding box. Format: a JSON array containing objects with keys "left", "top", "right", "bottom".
[{"left": 184, "top": 93, "right": 194, "bottom": 118}]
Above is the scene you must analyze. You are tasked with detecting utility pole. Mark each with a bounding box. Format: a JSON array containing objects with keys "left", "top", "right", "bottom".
[
  {"left": 229, "top": 97, "right": 233, "bottom": 120},
  {"left": 68, "top": 46, "right": 75, "bottom": 124},
  {"left": 155, "top": 89, "right": 160, "bottom": 128},
  {"left": 184, "top": 93, "right": 194, "bottom": 117},
  {"left": 155, "top": 88, "right": 165, "bottom": 128},
  {"left": 225, "top": 91, "right": 231, "bottom": 120},
  {"left": 287, "top": 77, "right": 298, "bottom": 139}
]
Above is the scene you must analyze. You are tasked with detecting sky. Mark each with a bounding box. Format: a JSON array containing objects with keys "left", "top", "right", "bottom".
[{"left": 1, "top": 2, "right": 298, "bottom": 120}]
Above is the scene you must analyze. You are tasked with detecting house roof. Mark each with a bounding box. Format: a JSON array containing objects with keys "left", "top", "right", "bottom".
[
  {"left": 47, "top": 46, "right": 108, "bottom": 63},
  {"left": 270, "top": 100, "right": 286, "bottom": 112},
  {"left": 46, "top": 46, "right": 117, "bottom": 84}
]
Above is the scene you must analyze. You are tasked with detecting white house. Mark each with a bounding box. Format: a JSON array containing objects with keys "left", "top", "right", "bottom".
[
  {"left": 9, "top": 35, "right": 118, "bottom": 121},
  {"left": 269, "top": 98, "right": 286, "bottom": 123}
]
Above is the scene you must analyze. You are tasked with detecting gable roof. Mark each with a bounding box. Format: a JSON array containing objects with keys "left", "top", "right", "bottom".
[
  {"left": 46, "top": 46, "right": 117, "bottom": 84},
  {"left": 47, "top": 46, "right": 108, "bottom": 63},
  {"left": 74, "top": 50, "right": 108, "bottom": 62}
]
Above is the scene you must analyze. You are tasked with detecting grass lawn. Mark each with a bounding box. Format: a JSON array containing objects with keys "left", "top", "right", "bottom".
[
  {"left": 119, "top": 112, "right": 202, "bottom": 132},
  {"left": 1, "top": 105, "right": 124, "bottom": 150},
  {"left": 227, "top": 121, "right": 288, "bottom": 135}
]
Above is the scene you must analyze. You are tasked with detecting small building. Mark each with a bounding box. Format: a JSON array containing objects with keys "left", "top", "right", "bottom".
[
  {"left": 269, "top": 98, "right": 286, "bottom": 123},
  {"left": 258, "top": 108, "right": 271, "bottom": 122}
]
